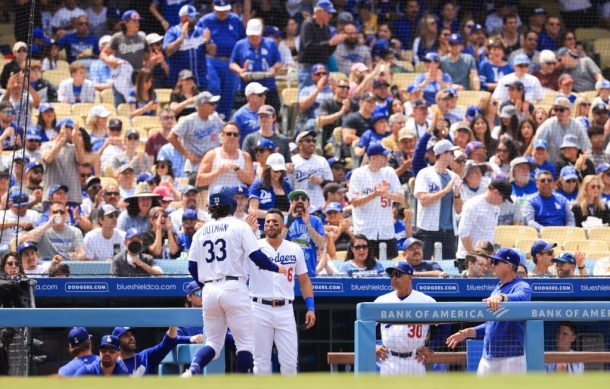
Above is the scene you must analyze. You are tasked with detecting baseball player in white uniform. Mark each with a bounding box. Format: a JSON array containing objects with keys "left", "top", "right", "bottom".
[
  {"left": 374, "top": 262, "right": 436, "bottom": 375},
  {"left": 184, "top": 190, "right": 286, "bottom": 376},
  {"left": 249, "top": 209, "right": 316, "bottom": 375}
]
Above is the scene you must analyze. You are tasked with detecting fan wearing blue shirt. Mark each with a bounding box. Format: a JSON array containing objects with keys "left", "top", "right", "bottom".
[
  {"left": 196, "top": 0, "right": 245, "bottom": 119},
  {"left": 392, "top": 0, "right": 421, "bottom": 50},
  {"left": 229, "top": 18, "right": 282, "bottom": 112},
  {"left": 355, "top": 113, "right": 391, "bottom": 158},
  {"left": 526, "top": 139, "right": 557, "bottom": 180},
  {"left": 58, "top": 327, "right": 99, "bottom": 377},
  {"left": 163, "top": 5, "right": 209, "bottom": 89},
  {"left": 150, "top": 0, "right": 193, "bottom": 30},
  {"left": 523, "top": 170, "right": 575, "bottom": 231},
  {"left": 58, "top": 15, "right": 100, "bottom": 64},
  {"left": 446, "top": 248, "right": 531, "bottom": 376},
  {"left": 231, "top": 82, "right": 267, "bottom": 144},
  {"left": 74, "top": 335, "right": 129, "bottom": 376},
  {"left": 414, "top": 52, "right": 453, "bottom": 106}
]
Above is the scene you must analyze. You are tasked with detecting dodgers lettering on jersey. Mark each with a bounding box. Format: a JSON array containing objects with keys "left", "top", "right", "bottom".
[
  {"left": 189, "top": 216, "right": 260, "bottom": 281},
  {"left": 375, "top": 290, "right": 436, "bottom": 353},
  {"left": 248, "top": 239, "right": 307, "bottom": 300}
]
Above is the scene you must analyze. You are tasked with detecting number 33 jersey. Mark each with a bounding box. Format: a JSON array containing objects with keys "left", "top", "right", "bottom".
[
  {"left": 374, "top": 290, "right": 436, "bottom": 352},
  {"left": 189, "top": 216, "right": 260, "bottom": 282},
  {"left": 248, "top": 239, "right": 307, "bottom": 300}
]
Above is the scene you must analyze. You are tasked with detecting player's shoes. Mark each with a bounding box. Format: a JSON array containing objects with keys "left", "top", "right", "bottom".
[{"left": 181, "top": 369, "right": 193, "bottom": 378}]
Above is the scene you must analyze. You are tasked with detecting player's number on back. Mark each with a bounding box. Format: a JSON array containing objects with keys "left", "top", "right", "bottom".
[
  {"left": 407, "top": 325, "right": 423, "bottom": 338},
  {"left": 202, "top": 239, "right": 227, "bottom": 263}
]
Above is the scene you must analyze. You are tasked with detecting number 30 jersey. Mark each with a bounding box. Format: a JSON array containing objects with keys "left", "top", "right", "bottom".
[
  {"left": 374, "top": 290, "right": 436, "bottom": 353},
  {"left": 189, "top": 216, "right": 260, "bottom": 282},
  {"left": 248, "top": 239, "right": 307, "bottom": 300}
]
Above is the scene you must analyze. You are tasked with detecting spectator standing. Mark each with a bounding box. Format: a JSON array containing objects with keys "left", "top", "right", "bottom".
[
  {"left": 89, "top": 35, "right": 112, "bottom": 91},
  {"left": 441, "top": 34, "right": 478, "bottom": 91},
  {"left": 334, "top": 22, "right": 371, "bottom": 74},
  {"left": 318, "top": 78, "right": 351, "bottom": 145},
  {"left": 166, "top": 92, "right": 224, "bottom": 176},
  {"left": 538, "top": 16, "right": 562, "bottom": 51},
  {"left": 50, "top": 0, "right": 86, "bottom": 36},
  {"left": 291, "top": 130, "right": 333, "bottom": 210},
  {"left": 149, "top": 0, "right": 193, "bottom": 32},
  {"left": 83, "top": 204, "right": 125, "bottom": 261},
  {"left": 111, "top": 228, "right": 163, "bottom": 277},
  {"left": 492, "top": 55, "right": 543, "bottom": 105},
  {"left": 413, "top": 140, "right": 462, "bottom": 260},
  {"left": 58, "top": 15, "right": 99, "bottom": 65},
  {"left": 242, "top": 105, "right": 291, "bottom": 162},
  {"left": 297, "top": 64, "right": 333, "bottom": 132},
  {"left": 523, "top": 170, "right": 575, "bottom": 231},
  {"left": 0, "top": 191, "right": 39, "bottom": 247},
  {"left": 196, "top": 0, "right": 245, "bottom": 119},
  {"left": 392, "top": 0, "right": 421, "bottom": 50},
  {"left": 231, "top": 82, "right": 268, "bottom": 143},
  {"left": 415, "top": 52, "right": 452, "bottom": 106},
  {"left": 163, "top": 5, "right": 210, "bottom": 89},
  {"left": 556, "top": 48, "right": 603, "bottom": 93}
]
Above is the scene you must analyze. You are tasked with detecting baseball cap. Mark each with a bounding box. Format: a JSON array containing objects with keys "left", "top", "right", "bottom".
[
  {"left": 325, "top": 202, "right": 343, "bottom": 213},
  {"left": 153, "top": 186, "right": 174, "bottom": 202},
  {"left": 258, "top": 104, "right": 276, "bottom": 115},
  {"left": 55, "top": 117, "right": 74, "bottom": 130},
  {"left": 539, "top": 50, "right": 557, "bottom": 64},
  {"left": 596, "top": 79, "right": 610, "bottom": 91},
  {"left": 337, "top": 11, "right": 353, "bottom": 24},
  {"left": 90, "top": 105, "right": 110, "bottom": 118},
  {"left": 86, "top": 176, "right": 101, "bottom": 189},
  {"left": 530, "top": 240, "right": 557, "bottom": 256},
  {"left": 121, "top": 10, "right": 141, "bottom": 21},
  {"left": 213, "top": 0, "right": 231, "bottom": 12},
  {"left": 118, "top": 164, "right": 135, "bottom": 174},
  {"left": 592, "top": 103, "right": 609, "bottom": 114},
  {"left": 509, "top": 156, "right": 532, "bottom": 170},
  {"left": 38, "top": 102, "right": 54, "bottom": 113},
  {"left": 9, "top": 192, "right": 29, "bottom": 207},
  {"left": 25, "top": 127, "right": 42, "bottom": 141},
  {"left": 112, "top": 327, "right": 134, "bottom": 338},
  {"left": 373, "top": 78, "right": 390, "bottom": 88},
  {"left": 314, "top": 0, "right": 336, "bottom": 13},
  {"left": 350, "top": 63, "right": 368, "bottom": 73},
  {"left": 413, "top": 99, "right": 428, "bottom": 109},
  {"left": 327, "top": 157, "right": 346, "bottom": 168},
  {"left": 288, "top": 190, "right": 309, "bottom": 201},
  {"left": 48, "top": 184, "right": 68, "bottom": 197},
  {"left": 487, "top": 248, "right": 521, "bottom": 267},
  {"left": 98, "top": 35, "right": 112, "bottom": 48},
  {"left": 98, "top": 203, "right": 118, "bottom": 218},
  {"left": 68, "top": 327, "right": 92, "bottom": 347},
  {"left": 99, "top": 335, "right": 121, "bottom": 351},
  {"left": 295, "top": 130, "right": 317, "bottom": 143},
  {"left": 264, "top": 26, "right": 282, "bottom": 37},
  {"left": 534, "top": 139, "right": 548, "bottom": 150},
  {"left": 499, "top": 104, "right": 517, "bottom": 119},
  {"left": 196, "top": 91, "right": 220, "bottom": 105},
  {"left": 360, "top": 91, "right": 376, "bottom": 102},
  {"left": 370, "top": 112, "right": 388, "bottom": 125},
  {"left": 423, "top": 52, "right": 440, "bottom": 62},
  {"left": 255, "top": 138, "right": 275, "bottom": 151},
  {"left": 13, "top": 41, "right": 27, "bottom": 52},
  {"left": 406, "top": 84, "right": 420, "bottom": 94},
  {"left": 533, "top": 7, "right": 547, "bottom": 15},
  {"left": 178, "top": 69, "right": 194, "bottom": 81},
  {"left": 182, "top": 209, "right": 198, "bottom": 221},
  {"left": 445, "top": 87, "right": 458, "bottom": 98},
  {"left": 17, "top": 241, "right": 37, "bottom": 256},
  {"left": 488, "top": 179, "right": 513, "bottom": 203},
  {"left": 209, "top": 189, "right": 237, "bottom": 209},
  {"left": 506, "top": 80, "right": 524, "bottom": 90},
  {"left": 471, "top": 23, "right": 484, "bottom": 33},
  {"left": 448, "top": 33, "right": 463, "bottom": 45},
  {"left": 185, "top": 280, "right": 201, "bottom": 296},
  {"left": 554, "top": 96, "right": 572, "bottom": 110},
  {"left": 367, "top": 143, "right": 390, "bottom": 157},
  {"left": 136, "top": 172, "right": 154, "bottom": 184},
  {"left": 245, "top": 82, "right": 268, "bottom": 96},
  {"left": 560, "top": 134, "right": 579, "bottom": 149},
  {"left": 557, "top": 47, "right": 578, "bottom": 58},
  {"left": 146, "top": 33, "right": 164, "bottom": 45},
  {"left": 178, "top": 4, "right": 199, "bottom": 19},
  {"left": 26, "top": 160, "right": 43, "bottom": 173},
  {"left": 266, "top": 153, "right": 286, "bottom": 172},
  {"left": 450, "top": 121, "right": 473, "bottom": 137},
  {"left": 246, "top": 18, "right": 263, "bottom": 36},
  {"left": 232, "top": 184, "right": 249, "bottom": 197},
  {"left": 512, "top": 54, "right": 530, "bottom": 66},
  {"left": 552, "top": 252, "right": 576, "bottom": 265},
  {"left": 125, "top": 228, "right": 140, "bottom": 240},
  {"left": 434, "top": 139, "right": 459, "bottom": 156},
  {"left": 558, "top": 74, "right": 574, "bottom": 86},
  {"left": 560, "top": 166, "right": 578, "bottom": 181},
  {"left": 464, "top": 141, "right": 485, "bottom": 157},
  {"left": 181, "top": 185, "right": 198, "bottom": 195},
  {"left": 403, "top": 238, "right": 423, "bottom": 249},
  {"left": 596, "top": 163, "right": 610, "bottom": 175},
  {"left": 310, "top": 64, "right": 328, "bottom": 75},
  {"left": 108, "top": 118, "right": 122, "bottom": 129},
  {"left": 398, "top": 127, "right": 416, "bottom": 141},
  {"left": 465, "top": 106, "right": 482, "bottom": 121},
  {"left": 385, "top": 261, "right": 414, "bottom": 276}
]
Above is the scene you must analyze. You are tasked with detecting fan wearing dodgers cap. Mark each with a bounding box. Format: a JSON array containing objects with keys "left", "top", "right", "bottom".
[
  {"left": 162, "top": 4, "right": 210, "bottom": 88},
  {"left": 374, "top": 262, "right": 436, "bottom": 375},
  {"left": 100, "top": 10, "right": 149, "bottom": 72},
  {"left": 150, "top": 0, "right": 193, "bottom": 31},
  {"left": 231, "top": 82, "right": 269, "bottom": 142},
  {"left": 523, "top": 170, "right": 575, "bottom": 232},
  {"left": 230, "top": 18, "right": 282, "bottom": 112},
  {"left": 440, "top": 33, "right": 478, "bottom": 91},
  {"left": 413, "top": 139, "right": 463, "bottom": 260},
  {"left": 58, "top": 327, "right": 98, "bottom": 376},
  {"left": 525, "top": 139, "right": 558, "bottom": 181},
  {"left": 0, "top": 190, "right": 39, "bottom": 247},
  {"left": 74, "top": 334, "right": 128, "bottom": 376},
  {"left": 195, "top": 0, "right": 245, "bottom": 118},
  {"left": 447, "top": 248, "right": 531, "bottom": 376},
  {"left": 492, "top": 53, "right": 543, "bottom": 104},
  {"left": 348, "top": 143, "right": 403, "bottom": 259}
]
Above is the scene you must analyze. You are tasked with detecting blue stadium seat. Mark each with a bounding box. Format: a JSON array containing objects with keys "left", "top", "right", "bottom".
[
  {"left": 66, "top": 261, "right": 111, "bottom": 275},
  {"left": 156, "top": 260, "right": 189, "bottom": 275}
]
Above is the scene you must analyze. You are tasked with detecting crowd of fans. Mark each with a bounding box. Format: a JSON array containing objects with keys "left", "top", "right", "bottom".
[{"left": 1, "top": 0, "right": 610, "bottom": 280}]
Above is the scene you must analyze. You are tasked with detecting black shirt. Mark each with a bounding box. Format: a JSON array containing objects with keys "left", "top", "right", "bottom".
[
  {"left": 388, "top": 150, "right": 413, "bottom": 185},
  {"left": 318, "top": 96, "right": 343, "bottom": 143},
  {"left": 299, "top": 17, "right": 333, "bottom": 65},
  {"left": 342, "top": 112, "right": 371, "bottom": 137}
]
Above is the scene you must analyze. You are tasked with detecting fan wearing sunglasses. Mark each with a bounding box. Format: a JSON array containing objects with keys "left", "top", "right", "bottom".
[
  {"left": 83, "top": 204, "right": 125, "bottom": 261},
  {"left": 522, "top": 170, "right": 575, "bottom": 232},
  {"left": 374, "top": 262, "right": 435, "bottom": 375}
]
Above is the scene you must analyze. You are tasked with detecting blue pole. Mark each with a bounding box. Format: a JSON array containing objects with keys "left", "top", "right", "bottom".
[{"left": 525, "top": 320, "right": 545, "bottom": 372}]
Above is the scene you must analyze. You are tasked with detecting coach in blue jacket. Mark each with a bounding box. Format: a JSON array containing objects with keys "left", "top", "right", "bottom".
[{"left": 446, "top": 248, "right": 532, "bottom": 375}]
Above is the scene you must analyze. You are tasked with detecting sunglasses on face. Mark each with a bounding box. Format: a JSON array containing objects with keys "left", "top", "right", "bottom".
[
  {"left": 127, "top": 136, "right": 139, "bottom": 141},
  {"left": 193, "top": 289, "right": 202, "bottom": 297},
  {"left": 565, "top": 179, "right": 578, "bottom": 184},
  {"left": 90, "top": 184, "right": 102, "bottom": 191},
  {"left": 292, "top": 196, "right": 308, "bottom": 202},
  {"left": 80, "top": 173, "right": 92, "bottom": 178},
  {"left": 109, "top": 127, "right": 122, "bottom": 132},
  {"left": 223, "top": 132, "right": 240, "bottom": 137},
  {"left": 353, "top": 245, "right": 368, "bottom": 250},
  {"left": 51, "top": 210, "right": 65, "bottom": 215},
  {"left": 554, "top": 107, "right": 568, "bottom": 113},
  {"left": 388, "top": 270, "right": 404, "bottom": 279},
  {"left": 590, "top": 184, "right": 602, "bottom": 190},
  {"left": 2, "top": 110, "right": 15, "bottom": 115},
  {"left": 105, "top": 191, "right": 120, "bottom": 196},
  {"left": 538, "top": 178, "right": 553, "bottom": 184},
  {"left": 5, "top": 261, "right": 18, "bottom": 266}
]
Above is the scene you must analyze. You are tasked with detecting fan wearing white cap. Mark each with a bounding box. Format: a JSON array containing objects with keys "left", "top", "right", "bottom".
[
  {"left": 413, "top": 139, "right": 463, "bottom": 260},
  {"left": 196, "top": 0, "right": 246, "bottom": 118},
  {"left": 163, "top": 4, "right": 211, "bottom": 88},
  {"left": 231, "top": 82, "right": 268, "bottom": 141},
  {"left": 89, "top": 35, "right": 113, "bottom": 91},
  {"left": 229, "top": 18, "right": 283, "bottom": 112},
  {"left": 492, "top": 54, "right": 543, "bottom": 104}
]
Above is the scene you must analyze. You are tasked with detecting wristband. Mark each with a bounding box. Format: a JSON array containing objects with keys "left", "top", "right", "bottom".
[{"left": 305, "top": 296, "right": 315, "bottom": 312}]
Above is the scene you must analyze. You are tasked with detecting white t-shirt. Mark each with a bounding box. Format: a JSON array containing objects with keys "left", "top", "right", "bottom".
[
  {"left": 492, "top": 73, "right": 544, "bottom": 104},
  {"left": 248, "top": 239, "right": 307, "bottom": 300},
  {"left": 290, "top": 154, "right": 333, "bottom": 209},
  {"left": 0, "top": 209, "right": 40, "bottom": 246},
  {"left": 456, "top": 194, "right": 500, "bottom": 258},
  {"left": 414, "top": 166, "right": 461, "bottom": 231},
  {"left": 375, "top": 290, "right": 436, "bottom": 352},
  {"left": 348, "top": 165, "right": 402, "bottom": 240},
  {"left": 189, "top": 216, "right": 260, "bottom": 282},
  {"left": 51, "top": 7, "right": 86, "bottom": 30},
  {"left": 83, "top": 228, "right": 126, "bottom": 261},
  {"left": 170, "top": 207, "right": 210, "bottom": 232}
]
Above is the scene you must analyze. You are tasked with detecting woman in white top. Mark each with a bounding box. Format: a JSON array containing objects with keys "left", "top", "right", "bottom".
[{"left": 196, "top": 121, "right": 254, "bottom": 193}]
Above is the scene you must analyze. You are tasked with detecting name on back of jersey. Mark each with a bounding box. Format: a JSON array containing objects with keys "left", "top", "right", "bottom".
[{"left": 199, "top": 223, "right": 229, "bottom": 235}]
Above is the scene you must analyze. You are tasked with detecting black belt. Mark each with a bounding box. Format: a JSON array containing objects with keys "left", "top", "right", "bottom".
[
  {"left": 251, "top": 297, "right": 293, "bottom": 307},
  {"left": 203, "top": 276, "right": 239, "bottom": 284},
  {"left": 390, "top": 350, "right": 413, "bottom": 358}
]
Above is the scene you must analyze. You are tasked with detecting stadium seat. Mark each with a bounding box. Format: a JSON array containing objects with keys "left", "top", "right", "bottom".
[
  {"left": 72, "top": 103, "right": 95, "bottom": 119},
  {"left": 541, "top": 92, "right": 560, "bottom": 107},
  {"left": 155, "top": 88, "right": 173, "bottom": 106},
  {"left": 514, "top": 239, "right": 540, "bottom": 258},
  {"left": 494, "top": 225, "right": 538, "bottom": 248},
  {"left": 593, "top": 38, "right": 610, "bottom": 68},
  {"left": 393, "top": 73, "right": 418, "bottom": 90},
  {"left": 100, "top": 88, "right": 114, "bottom": 104},
  {"left": 563, "top": 240, "right": 610, "bottom": 254},
  {"left": 575, "top": 27, "right": 610, "bottom": 42},
  {"left": 280, "top": 87, "right": 298, "bottom": 139},
  {"left": 51, "top": 102, "right": 72, "bottom": 117},
  {"left": 136, "top": 128, "right": 149, "bottom": 142},
  {"left": 133, "top": 115, "right": 161, "bottom": 131},
  {"left": 401, "top": 50, "right": 414, "bottom": 63},
  {"left": 580, "top": 90, "right": 597, "bottom": 102},
  {"left": 117, "top": 103, "right": 131, "bottom": 117},
  {"left": 586, "top": 226, "right": 610, "bottom": 242},
  {"left": 415, "top": 61, "right": 426, "bottom": 72},
  {"left": 457, "top": 91, "right": 491, "bottom": 107},
  {"left": 56, "top": 60, "right": 70, "bottom": 71},
  {"left": 43, "top": 69, "right": 70, "bottom": 87},
  {"left": 540, "top": 226, "right": 586, "bottom": 243},
  {"left": 393, "top": 60, "right": 414, "bottom": 72},
  {"left": 334, "top": 251, "right": 347, "bottom": 260},
  {"left": 100, "top": 177, "right": 118, "bottom": 187}
]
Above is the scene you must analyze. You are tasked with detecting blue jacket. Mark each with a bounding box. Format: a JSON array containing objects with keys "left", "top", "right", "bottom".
[
  {"left": 75, "top": 359, "right": 128, "bottom": 376},
  {"left": 121, "top": 334, "right": 182, "bottom": 375},
  {"left": 58, "top": 354, "right": 98, "bottom": 376},
  {"left": 475, "top": 276, "right": 532, "bottom": 358}
]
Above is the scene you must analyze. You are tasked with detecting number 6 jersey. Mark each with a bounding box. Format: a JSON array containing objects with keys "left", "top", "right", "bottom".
[
  {"left": 374, "top": 290, "right": 436, "bottom": 353},
  {"left": 189, "top": 216, "right": 261, "bottom": 282}
]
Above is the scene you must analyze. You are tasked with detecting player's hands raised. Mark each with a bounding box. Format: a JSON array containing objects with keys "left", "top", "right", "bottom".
[
  {"left": 375, "top": 345, "right": 389, "bottom": 361},
  {"left": 304, "top": 311, "right": 316, "bottom": 329}
]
